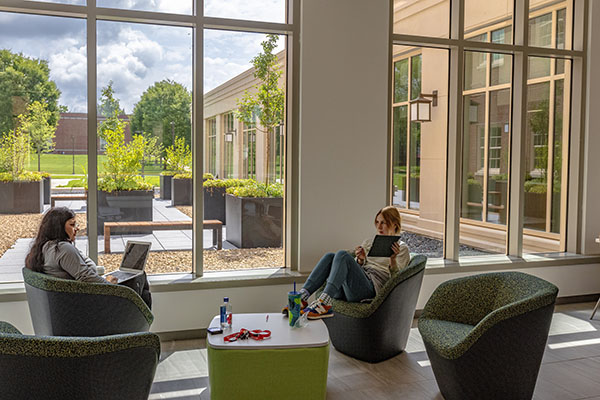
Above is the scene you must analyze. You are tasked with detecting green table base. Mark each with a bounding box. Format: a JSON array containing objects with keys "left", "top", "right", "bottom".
[{"left": 207, "top": 343, "right": 329, "bottom": 400}]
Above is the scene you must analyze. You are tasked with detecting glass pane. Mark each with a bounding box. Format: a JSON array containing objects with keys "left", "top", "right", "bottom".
[
  {"left": 391, "top": 46, "right": 448, "bottom": 260},
  {"left": 393, "top": 0, "right": 450, "bottom": 38},
  {"left": 551, "top": 78, "right": 567, "bottom": 234},
  {"left": 465, "top": 43, "right": 487, "bottom": 90},
  {"left": 556, "top": 8, "right": 566, "bottom": 74},
  {"left": 491, "top": 27, "right": 512, "bottom": 86},
  {"left": 464, "top": 0, "right": 513, "bottom": 44},
  {"left": 486, "top": 89, "right": 510, "bottom": 225},
  {"left": 205, "top": 0, "right": 286, "bottom": 24},
  {"left": 530, "top": 1, "right": 572, "bottom": 50},
  {"left": 97, "top": 21, "right": 193, "bottom": 274},
  {"left": 524, "top": 81, "right": 550, "bottom": 232},
  {"left": 409, "top": 121, "right": 420, "bottom": 209},
  {"left": 523, "top": 59, "right": 570, "bottom": 254},
  {"left": 394, "top": 59, "right": 408, "bottom": 103},
  {"left": 392, "top": 106, "right": 408, "bottom": 208},
  {"left": 98, "top": 0, "right": 192, "bottom": 14},
  {"left": 411, "top": 55, "right": 422, "bottom": 100},
  {"left": 204, "top": 30, "right": 285, "bottom": 270},
  {"left": 0, "top": 12, "right": 87, "bottom": 283},
  {"left": 461, "top": 93, "right": 486, "bottom": 223}
]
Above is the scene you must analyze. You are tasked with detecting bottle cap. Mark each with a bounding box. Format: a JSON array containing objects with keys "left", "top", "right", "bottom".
[{"left": 224, "top": 297, "right": 229, "bottom": 302}]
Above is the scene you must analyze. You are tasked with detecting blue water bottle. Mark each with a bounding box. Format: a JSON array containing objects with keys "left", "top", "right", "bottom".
[{"left": 220, "top": 297, "right": 232, "bottom": 329}]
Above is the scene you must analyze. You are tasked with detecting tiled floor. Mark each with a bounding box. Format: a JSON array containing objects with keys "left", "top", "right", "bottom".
[{"left": 151, "top": 302, "right": 600, "bottom": 399}]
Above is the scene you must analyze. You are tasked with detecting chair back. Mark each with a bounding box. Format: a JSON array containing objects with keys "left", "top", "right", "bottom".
[
  {"left": 0, "top": 322, "right": 160, "bottom": 400},
  {"left": 23, "top": 267, "right": 153, "bottom": 336}
]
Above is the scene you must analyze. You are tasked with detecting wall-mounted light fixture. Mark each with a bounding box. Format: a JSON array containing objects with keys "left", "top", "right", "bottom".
[
  {"left": 410, "top": 90, "right": 438, "bottom": 122},
  {"left": 225, "top": 130, "right": 235, "bottom": 142}
]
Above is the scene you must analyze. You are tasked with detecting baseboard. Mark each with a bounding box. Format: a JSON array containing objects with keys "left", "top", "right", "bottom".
[
  {"left": 156, "top": 328, "right": 206, "bottom": 341},
  {"left": 556, "top": 293, "right": 600, "bottom": 305}
]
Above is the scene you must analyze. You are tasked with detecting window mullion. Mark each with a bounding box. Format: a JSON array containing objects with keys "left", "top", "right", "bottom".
[{"left": 508, "top": 0, "right": 529, "bottom": 256}]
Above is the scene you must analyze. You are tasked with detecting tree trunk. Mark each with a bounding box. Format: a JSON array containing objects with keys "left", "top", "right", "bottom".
[
  {"left": 265, "top": 128, "right": 271, "bottom": 185},
  {"left": 37, "top": 151, "right": 41, "bottom": 172}
]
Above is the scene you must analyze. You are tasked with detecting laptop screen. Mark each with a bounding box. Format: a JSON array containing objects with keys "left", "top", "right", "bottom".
[{"left": 120, "top": 241, "right": 151, "bottom": 271}]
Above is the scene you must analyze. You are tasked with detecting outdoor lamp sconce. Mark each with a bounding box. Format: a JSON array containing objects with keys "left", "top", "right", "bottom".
[
  {"left": 225, "top": 131, "right": 235, "bottom": 142},
  {"left": 410, "top": 90, "right": 438, "bottom": 123}
]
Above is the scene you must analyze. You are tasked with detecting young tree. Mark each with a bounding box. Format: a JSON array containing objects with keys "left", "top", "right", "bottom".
[
  {"left": 98, "top": 81, "right": 124, "bottom": 137},
  {"left": 236, "top": 34, "right": 285, "bottom": 184},
  {"left": 19, "top": 101, "right": 57, "bottom": 171},
  {"left": 0, "top": 49, "right": 62, "bottom": 136},
  {"left": 130, "top": 79, "right": 192, "bottom": 150}
]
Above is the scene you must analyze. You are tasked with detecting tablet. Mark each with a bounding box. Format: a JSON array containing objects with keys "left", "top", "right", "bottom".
[{"left": 367, "top": 235, "right": 401, "bottom": 258}]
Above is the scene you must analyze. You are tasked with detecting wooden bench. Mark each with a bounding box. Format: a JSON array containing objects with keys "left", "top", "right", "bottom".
[
  {"left": 51, "top": 194, "right": 88, "bottom": 208},
  {"left": 103, "top": 220, "right": 222, "bottom": 254}
]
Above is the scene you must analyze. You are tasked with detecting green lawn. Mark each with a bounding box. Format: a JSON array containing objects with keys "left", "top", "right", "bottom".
[{"left": 27, "top": 154, "right": 163, "bottom": 176}]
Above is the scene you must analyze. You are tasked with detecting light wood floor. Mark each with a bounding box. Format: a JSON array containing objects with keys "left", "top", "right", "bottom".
[{"left": 151, "top": 302, "right": 600, "bottom": 399}]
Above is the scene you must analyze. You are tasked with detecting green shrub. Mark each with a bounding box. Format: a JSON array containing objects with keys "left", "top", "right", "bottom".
[
  {"left": 524, "top": 180, "right": 547, "bottom": 194},
  {"left": 160, "top": 170, "right": 176, "bottom": 176},
  {"left": 173, "top": 172, "right": 192, "bottom": 180},
  {"left": 203, "top": 172, "right": 214, "bottom": 180},
  {"left": 204, "top": 178, "right": 253, "bottom": 189},
  {"left": 164, "top": 137, "right": 191, "bottom": 174},
  {"left": 97, "top": 119, "right": 152, "bottom": 192},
  {"left": 226, "top": 181, "right": 283, "bottom": 198},
  {"left": 0, "top": 171, "right": 43, "bottom": 182}
]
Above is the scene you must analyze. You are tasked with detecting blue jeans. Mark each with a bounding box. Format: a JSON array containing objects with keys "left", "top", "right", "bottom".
[{"left": 303, "top": 250, "right": 375, "bottom": 302}]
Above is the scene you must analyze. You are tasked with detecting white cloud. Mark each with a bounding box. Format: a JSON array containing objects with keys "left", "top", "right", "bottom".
[{"left": 205, "top": 0, "right": 285, "bottom": 23}]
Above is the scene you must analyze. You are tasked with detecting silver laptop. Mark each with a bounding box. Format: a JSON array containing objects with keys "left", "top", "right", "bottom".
[{"left": 106, "top": 241, "right": 151, "bottom": 283}]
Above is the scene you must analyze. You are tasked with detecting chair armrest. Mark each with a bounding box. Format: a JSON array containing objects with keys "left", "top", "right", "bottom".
[{"left": 0, "top": 321, "right": 21, "bottom": 335}]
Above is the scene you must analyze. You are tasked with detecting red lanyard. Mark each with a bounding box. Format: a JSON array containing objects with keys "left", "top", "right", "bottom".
[{"left": 224, "top": 328, "right": 272, "bottom": 342}]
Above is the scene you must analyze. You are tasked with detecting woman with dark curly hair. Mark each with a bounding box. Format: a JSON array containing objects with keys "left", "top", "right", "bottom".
[{"left": 25, "top": 207, "right": 151, "bottom": 307}]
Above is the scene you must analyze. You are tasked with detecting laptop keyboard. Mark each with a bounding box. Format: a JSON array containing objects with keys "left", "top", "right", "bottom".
[{"left": 109, "top": 270, "right": 136, "bottom": 282}]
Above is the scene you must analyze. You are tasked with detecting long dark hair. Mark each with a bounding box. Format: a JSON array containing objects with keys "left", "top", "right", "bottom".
[{"left": 25, "top": 207, "right": 76, "bottom": 272}]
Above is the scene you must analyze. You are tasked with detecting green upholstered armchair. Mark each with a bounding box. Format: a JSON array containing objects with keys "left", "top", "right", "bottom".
[
  {"left": 23, "top": 267, "right": 153, "bottom": 336},
  {"left": 0, "top": 321, "right": 160, "bottom": 400},
  {"left": 320, "top": 255, "right": 427, "bottom": 363},
  {"left": 418, "top": 271, "right": 558, "bottom": 400}
]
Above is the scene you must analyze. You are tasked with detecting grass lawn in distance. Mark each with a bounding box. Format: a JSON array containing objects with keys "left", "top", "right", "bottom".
[{"left": 27, "top": 154, "right": 163, "bottom": 176}]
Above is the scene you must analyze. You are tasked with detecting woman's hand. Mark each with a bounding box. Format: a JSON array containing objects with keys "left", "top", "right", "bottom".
[
  {"left": 389, "top": 242, "right": 401, "bottom": 269},
  {"left": 355, "top": 246, "right": 366, "bottom": 265},
  {"left": 105, "top": 275, "right": 118, "bottom": 284}
]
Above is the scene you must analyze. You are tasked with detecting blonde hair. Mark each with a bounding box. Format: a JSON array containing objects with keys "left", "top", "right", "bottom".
[{"left": 375, "top": 206, "right": 402, "bottom": 234}]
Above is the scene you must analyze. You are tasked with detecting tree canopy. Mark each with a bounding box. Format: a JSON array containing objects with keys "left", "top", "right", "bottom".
[
  {"left": 130, "top": 79, "right": 192, "bottom": 149},
  {"left": 0, "top": 49, "right": 62, "bottom": 136},
  {"left": 19, "top": 101, "right": 57, "bottom": 171}
]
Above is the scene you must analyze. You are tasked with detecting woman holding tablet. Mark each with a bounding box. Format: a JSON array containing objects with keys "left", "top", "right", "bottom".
[
  {"left": 25, "top": 207, "right": 151, "bottom": 308},
  {"left": 292, "top": 206, "right": 409, "bottom": 319}
]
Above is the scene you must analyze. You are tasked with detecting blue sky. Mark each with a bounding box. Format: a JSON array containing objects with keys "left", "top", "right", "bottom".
[{"left": 0, "top": 0, "right": 285, "bottom": 113}]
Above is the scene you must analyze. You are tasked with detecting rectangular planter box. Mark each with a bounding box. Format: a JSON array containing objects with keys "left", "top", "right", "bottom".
[
  {"left": 225, "top": 194, "right": 283, "bottom": 248},
  {"left": 43, "top": 177, "right": 51, "bottom": 205},
  {"left": 160, "top": 175, "right": 173, "bottom": 200},
  {"left": 98, "top": 190, "right": 154, "bottom": 234},
  {"left": 171, "top": 178, "right": 192, "bottom": 206},
  {"left": 0, "top": 180, "right": 43, "bottom": 214},
  {"left": 204, "top": 186, "right": 226, "bottom": 224}
]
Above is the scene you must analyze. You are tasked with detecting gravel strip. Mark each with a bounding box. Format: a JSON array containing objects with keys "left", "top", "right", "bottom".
[
  {"left": 0, "top": 213, "right": 87, "bottom": 258},
  {"left": 176, "top": 206, "right": 192, "bottom": 219},
  {"left": 99, "top": 248, "right": 284, "bottom": 274}
]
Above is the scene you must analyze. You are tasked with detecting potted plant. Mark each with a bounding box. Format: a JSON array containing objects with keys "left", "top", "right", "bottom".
[
  {"left": 97, "top": 116, "right": 153, "bottom": 234},
  {"left": 171, "top": 172, "right": 215, "bottom": 206},
  {"left": 225, "top": 180, "right": 283, "bottom": 248},
  {"left": 159, "top": 170, "right": 175, "bottom": 200},
  {"left": 0, "top": 126, "right": 43, "bottom": 213},
  {"left": 203, "top": 178, "right": 251, "bottom": 224}
]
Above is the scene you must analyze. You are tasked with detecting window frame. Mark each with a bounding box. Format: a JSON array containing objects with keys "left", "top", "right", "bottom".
[
  {"left": 390, "top": 0, "right": 586, "bottom": 260},
  {"left": 0, "top": 0, "right": 300, "bottom": 277}
]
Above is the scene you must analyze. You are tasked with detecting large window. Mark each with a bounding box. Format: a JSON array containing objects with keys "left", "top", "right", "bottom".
[
  {"left": 393, "top": 0, "right": 580, "bottom": 260},
  {"left": 0, "top": 1, "right": 294, "bottom": 280}
]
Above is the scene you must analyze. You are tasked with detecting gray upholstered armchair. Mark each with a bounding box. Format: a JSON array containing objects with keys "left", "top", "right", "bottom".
[
  {"left": 0, "top": 320, "right": 160, "bottom": 400},
  {"left": 319, "top": 254, "right": 427, "bottom": 363},
  {"left": 418, "top": 271, "right": 558, "bottom": 400},
  {"left": 23, "top": 267, "right": 153, "bottom": 336}
]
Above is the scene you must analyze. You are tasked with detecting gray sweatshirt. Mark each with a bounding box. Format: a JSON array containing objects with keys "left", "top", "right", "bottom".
[{"left": 42, "top": 240, "right": 109, "bottom": 283}]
